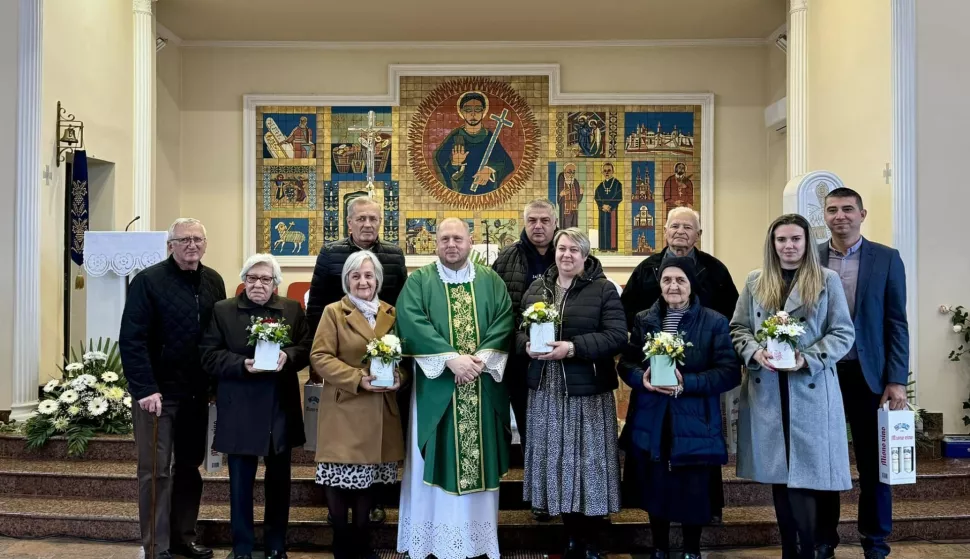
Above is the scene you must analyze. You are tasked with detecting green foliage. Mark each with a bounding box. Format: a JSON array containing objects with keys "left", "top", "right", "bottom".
[
  {"left": 942, "top": 305, "right": 970, "bottom": 429},
  {"left": 24, "top": 416, "right": 56, "bottom": 450},
  {"left": 64, "top": 337, "right": 125, "bottom": 389},
  {"left": 469, "top": 250, "right": 489, "bottom": 267}
]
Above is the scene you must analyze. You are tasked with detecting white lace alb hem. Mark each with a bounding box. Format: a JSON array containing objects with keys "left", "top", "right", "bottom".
[{"left": 397, "top": 517, "right": 501, "bottom": 559}]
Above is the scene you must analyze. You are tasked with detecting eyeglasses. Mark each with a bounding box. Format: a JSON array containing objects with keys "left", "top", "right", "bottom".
[
  {"left": 245, "top": 275, "right": 274, "bottom": 286},
  {"left": 171, "top": 236, "right": 206, "bottom": 246}
]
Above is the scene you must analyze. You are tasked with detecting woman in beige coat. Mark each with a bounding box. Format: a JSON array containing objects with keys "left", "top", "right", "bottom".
[{"left": 310, "top": 250, "right": 405, "bottom": 559}]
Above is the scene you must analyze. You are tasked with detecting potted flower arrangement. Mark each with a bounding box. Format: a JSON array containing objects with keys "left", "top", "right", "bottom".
[
  {"left": 24, "top": 338, "right": 132, "bottom": 457},
  {"left": 521, "top": 301, "right": 561, "bottom": 354},
  {"left": 642, "top": 331, "right": 692, "bottom": 387},
  {"left": 755, "top": 310, "right": 806, "bottom": 369},
  {"left": 364, "top": 334, "right": 402, "bottom": 388},
  {"left": 247, "top": 316, "right": 292, "bottom": 371}
]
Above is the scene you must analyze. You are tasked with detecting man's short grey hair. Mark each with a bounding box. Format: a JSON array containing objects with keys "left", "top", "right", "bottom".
[
  {"left": 239, "top": 253, "right": 283, "bottom": 285},
  {"left": 347, "top": 197, "right": 382, "bottom": 220},
  {"left": 523, "top": 198, "right": 557, "bottom": 223},
  {"left": 167, "top": 217, "right": 207, "bottom": 241},
  {"left": 342, "top": 250, "right": 384, "bottom": 296},
  {"left": 666, "top": 207, "right": 701, "bottom": 229},
  {"left": 553, "top": 227, "right": 591, "bottom": 259}
]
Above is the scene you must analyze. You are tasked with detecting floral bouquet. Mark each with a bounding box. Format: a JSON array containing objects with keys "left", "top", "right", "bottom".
[
  {"left": 755, "top": 310, "right": 806, "bottom": 369},
  {"left": 24, "top": 339, "right": 132, "bottom": 457},
  {"left": 521, "top": 301, "right": 561, "bottom": 354},
  {"left": 642, "top": 331, "right": 692, "bottom": 387},
  {"left": 247, "top": 316, "right": 292, "bottom": 371},
  {"left": 364, "top": 334, "right": 402, "bottom": 388}
]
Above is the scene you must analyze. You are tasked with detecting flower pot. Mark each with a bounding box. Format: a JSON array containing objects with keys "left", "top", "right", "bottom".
[
  {"left": 530, "top": 322, "right": 556, "bottom": 354},
  {"left": 767, "top": 338, "right": 796, "bottom": 369},
  {"left": 650, "top": 355, "right": 678, "bottom": 387},
  {"left": 254, "top": 340, "right": 281, "bottom": 371},
  {"left": 371, "top": 359, "right": 395, "bottom": 388}
]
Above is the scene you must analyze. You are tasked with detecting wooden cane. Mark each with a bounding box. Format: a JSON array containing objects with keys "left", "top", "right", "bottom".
[{"left": 150, "top": 412, "right": 159, "bottom": 559}]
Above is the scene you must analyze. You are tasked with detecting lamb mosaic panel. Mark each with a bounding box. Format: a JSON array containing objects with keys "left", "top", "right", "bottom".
[{"left": 254, "top": 78, "right": 703, "bottom": 257}]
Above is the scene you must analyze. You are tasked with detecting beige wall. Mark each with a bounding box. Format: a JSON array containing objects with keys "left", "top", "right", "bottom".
[
  {"left": 155, "top": 41, "right": 182, "bottom": 229},
  {"left": 766, "top": 43, "right": 788, "bottom": 218},
  {"left": 178, "top": 45, "right": 775, "bottom": 291},
  {"left": 916, "top": 0, "right": 970, "bottom": 434},
  {"left": 807, "top": 0, "right": 892, "bottom": 244},
  {"left": 0, "top": 0, "right": 19, "bottom": 412},
  {"left": 38, "top": 0, "right": 134, "bottom": 381}
]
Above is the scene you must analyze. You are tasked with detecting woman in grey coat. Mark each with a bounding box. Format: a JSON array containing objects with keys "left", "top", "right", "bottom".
[{"left": 730, "top": 214, "right": 855, "bottom": 559}]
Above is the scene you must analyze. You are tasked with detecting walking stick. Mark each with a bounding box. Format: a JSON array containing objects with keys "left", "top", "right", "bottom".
[{"left": 150, "top": 413, "right": 159, "bottom": 559}]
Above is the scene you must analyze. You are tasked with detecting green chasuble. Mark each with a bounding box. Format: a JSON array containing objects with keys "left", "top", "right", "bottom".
[{"left": 397, "top": 262, "right": 514, "bottom": 494}]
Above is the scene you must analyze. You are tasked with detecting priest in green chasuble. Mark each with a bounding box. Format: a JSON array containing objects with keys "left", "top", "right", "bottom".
[{"left": 396, "top": 218, "right": 514, "bottom": 559}]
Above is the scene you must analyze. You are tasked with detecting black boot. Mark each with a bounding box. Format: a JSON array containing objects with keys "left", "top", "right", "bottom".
[
  {"left": 649, "top": 551, "right": 668, "bottom": 559},
  {"left": 563, "top": 537, "right": 584, "bottom": 559},
  {"left": 331, "top": 525, "right": 353, "bottom": 559}
]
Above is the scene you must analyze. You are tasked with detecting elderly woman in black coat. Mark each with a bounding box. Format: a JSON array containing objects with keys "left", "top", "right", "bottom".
[
  {"left": 516, "top": 228, "right": 627, "bottom": 559},
  {"left": 618, "top": 257, "right": 741, "bottom": 559},
  {"left": 200, "top": 253, "right": 309, "bottom": 559}
]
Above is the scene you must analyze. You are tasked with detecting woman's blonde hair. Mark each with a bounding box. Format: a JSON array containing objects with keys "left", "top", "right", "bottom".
[{"left": 752, "top": 213, "right": 824, "bottom": 312}]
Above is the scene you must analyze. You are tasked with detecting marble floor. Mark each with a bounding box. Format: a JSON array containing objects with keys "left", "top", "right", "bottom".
[{"left": 0, "top": 539, "right": 969, "bottom": 559}]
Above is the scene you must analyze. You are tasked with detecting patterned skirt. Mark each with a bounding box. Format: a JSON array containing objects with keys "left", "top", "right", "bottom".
[
  {"left": 523, "top": 360, "right": 621, "bottom": 516},
  {"left": 315, "top": 462, "right": 397, "bottom": 490}
]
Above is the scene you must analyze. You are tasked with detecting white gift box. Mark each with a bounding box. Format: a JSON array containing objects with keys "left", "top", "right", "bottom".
[
  {"left": 530, "top": 322, "right": 556, "bottom": 354},
  {"left": 650, "top": 355, "right": 679, "bottom": 387},
  {"left": 370, "top": 359, "right": 395, "bottom": 388},
  {"left": 878, "top": 402, "right": 916, "bottom": 485},
  {"left": 766, "top": 338, "right": 796, "bottom": 369},
  {"left": 204, "top": 403, "right": 223, "bottom": 473},
  {"left": 254, "top": 340, "right": 280, "bottom": 371}
]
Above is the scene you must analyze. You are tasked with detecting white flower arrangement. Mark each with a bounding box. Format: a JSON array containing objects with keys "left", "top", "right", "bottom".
[
  {"left": 755, "top": 310, "right": 807, "bottom": 348},
  {"left": 364, "top": 334, "right": 403, "bottom": 365},
  {"left": 24, "top": 338, "right": 132, "bottom": 457}
]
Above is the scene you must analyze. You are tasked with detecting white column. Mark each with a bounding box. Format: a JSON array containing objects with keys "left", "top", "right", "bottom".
[
  {"left": 10, "top": 0, "right": 42, "bottom": 421},
  {"left": 132, "top": 0, "right": 153, "bottom": 230},
  {"left": 788, "top": 0, "right": 808, "bottom": 179},
  {"left": 892, "top": 0, "right": 918, "bottom": 385}
]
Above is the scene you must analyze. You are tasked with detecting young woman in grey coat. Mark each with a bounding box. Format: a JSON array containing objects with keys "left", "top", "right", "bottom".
[{"left": 730, "top": 214, "right": 855, "bottom": 559}]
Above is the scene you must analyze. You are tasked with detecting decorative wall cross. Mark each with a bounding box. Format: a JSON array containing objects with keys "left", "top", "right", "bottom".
[
  {"left": 884, "top": 162, "right": 892, "bottom": 185},
  {"left": 348, "top": 110, "right": 392, "bottom": 197}
]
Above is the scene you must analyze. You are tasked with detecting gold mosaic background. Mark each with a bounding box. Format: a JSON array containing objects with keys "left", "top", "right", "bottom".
[{"left": 255, "top": 75, "right": 703, "bottom": 257}]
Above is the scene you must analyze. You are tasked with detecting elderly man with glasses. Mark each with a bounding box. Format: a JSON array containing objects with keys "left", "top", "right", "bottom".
[{"left": 121, "top": 218, "right": 227, "bottom": 559}]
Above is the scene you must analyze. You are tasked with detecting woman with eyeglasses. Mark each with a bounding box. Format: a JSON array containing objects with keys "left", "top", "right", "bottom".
[
  {"left": 731, "top": 214, "right": 855, "bottom": 559},
  {"left": 201, "top": 253, "right": 310, "bottom": 559}
]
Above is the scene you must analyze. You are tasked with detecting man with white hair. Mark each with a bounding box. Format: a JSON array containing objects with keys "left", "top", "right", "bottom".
[
  {"left": 619, "top": 206, "right": 738, "bottom": 525},
  {"left": 397, "top": 218, "right": 514, "bottom": 559},
  {"left": 120, "top": 218, "right": 227, "bottom": 559}
]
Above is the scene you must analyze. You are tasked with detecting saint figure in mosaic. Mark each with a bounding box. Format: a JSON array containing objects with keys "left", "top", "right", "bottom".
[
  {"left": 663, "top": 162, "right": 694, "bottom": 208},
  {"left": 433, "top": 92, "right": 515, "bottom": 196},
  {"left": 594, "top": 162, "right": 623, "bottom": 251},
  {"left": 557, "top": 163, "right": 583, "bottom": 229}
]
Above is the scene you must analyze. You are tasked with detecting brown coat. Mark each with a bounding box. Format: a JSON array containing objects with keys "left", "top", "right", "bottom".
[{"left": 310, "top": 296, "right": 406, "bottom": 464}]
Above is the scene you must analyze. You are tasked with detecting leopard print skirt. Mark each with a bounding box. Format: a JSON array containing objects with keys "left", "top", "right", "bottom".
[{"left": 315, "top": 462, "right": 398, "bottom": 489}]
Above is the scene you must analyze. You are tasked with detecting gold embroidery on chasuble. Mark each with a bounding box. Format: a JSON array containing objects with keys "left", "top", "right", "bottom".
[{"left": 447, "top": 283, "right": 485, "bottom": 493}]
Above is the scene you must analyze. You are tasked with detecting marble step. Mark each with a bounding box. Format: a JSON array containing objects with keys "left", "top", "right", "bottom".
[
  {"left": 1, "top": 495, "right": 969, "bottom": 551},
  {"left": 0, "top": 457, "right": 967, "bottom": 509}
]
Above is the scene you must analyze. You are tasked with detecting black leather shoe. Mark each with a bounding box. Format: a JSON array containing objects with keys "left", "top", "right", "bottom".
[
  {"left": 584, "top": 546, "right": 605, "bottom": 559},
  {"left": 265, "top": 551, "right": 288, "bottom": 559},
  {"left": 683, "top": 554, "right": 701, "bottom": 559},
  {"left": 170, "top": 542, "right": 214, "bottom": 559},
  {"left": 709, "top": 514, "right": 723, "bottom": 525},
  {"left": 649, "top": 551, "right": 668, "bottom": 559},
  {"left": 369, "top": 505, "right": 387, "bottom": 524},
  {"left": 563, "top": 538, "right": 584, "bottom": 559},
  {"left": 532, "top": 507, "right": 551, "bottom": 522},
  {"left": 231, "top": 555, "right": 253, "bottom": 559},
  {"left": 155, "top": 552, "right": 173, "bottom": 559},
  {"left": 815, "top": 544, "right": 836, "bottom": 559},
  {"left": 863, "top": 551, "right": 887, "bottom": 559}
]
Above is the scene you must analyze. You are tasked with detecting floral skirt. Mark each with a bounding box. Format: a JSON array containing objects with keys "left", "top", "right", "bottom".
[{"left": 315, "top": 462, "right": 397, "bottom": 490}]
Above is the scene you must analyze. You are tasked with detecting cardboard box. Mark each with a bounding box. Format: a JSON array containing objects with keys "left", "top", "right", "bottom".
[
  {"left": 303, "top": 382, "right": 323, "bottom": 452},
  {"left": 204, "top": 403, "right": 223, "bottom": 473},
  {"left": 877, "top": 403, "right": 916, "bottom": 485},
  {"left": 942, "top": 435, "right": 970, "bottom": 458}
]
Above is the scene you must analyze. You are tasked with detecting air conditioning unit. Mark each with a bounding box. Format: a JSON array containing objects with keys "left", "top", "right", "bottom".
[{"left": 765, "top": 97, "right": 787, "bottom": 132}]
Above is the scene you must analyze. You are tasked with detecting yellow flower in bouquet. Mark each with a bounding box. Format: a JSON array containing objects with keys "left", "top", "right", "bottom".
[
  {"left": 521, "top": 301, "right": 562, "bottom": 329},
  {"left": 642, "top": 331, "right": 692, "bottom": 365}
]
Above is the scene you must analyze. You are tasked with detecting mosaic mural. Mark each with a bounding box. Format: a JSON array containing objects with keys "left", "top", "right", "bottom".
[{"left": 254, "top": 75, "right": 704, "bottom": 258}]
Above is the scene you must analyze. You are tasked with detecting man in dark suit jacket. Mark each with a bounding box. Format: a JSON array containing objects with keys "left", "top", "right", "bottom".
[{"left": 816, "top": 187, "right": 910, "bottom": 559}]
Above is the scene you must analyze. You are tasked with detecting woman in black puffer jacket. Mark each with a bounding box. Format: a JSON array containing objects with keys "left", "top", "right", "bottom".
[
  {"left": 617, "top": 257, "right": 741, "bottom": 559},
  {"left": 516, "top": 228, "right": 627, "bottom": 559}
]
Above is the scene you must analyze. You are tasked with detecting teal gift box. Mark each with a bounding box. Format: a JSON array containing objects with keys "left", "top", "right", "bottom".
[{"left": 650, "top": 355, "right": 678, "bottom": 387}]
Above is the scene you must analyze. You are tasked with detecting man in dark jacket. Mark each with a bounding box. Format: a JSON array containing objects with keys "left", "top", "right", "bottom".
[
  {"left": 619, "top": 207, "right": 739, "bottom": 524},
  {"left": 815, "top": 188, "right": 909, "bottom": 559},
  {"left": 304, "top": 196, "right": 407, "bottom": 524},
  {"left": 492, "top": 199, "right": 558, "bottom": 520},
  {"left": 120, "top": 218, "right": 226, "bottom": 559}
]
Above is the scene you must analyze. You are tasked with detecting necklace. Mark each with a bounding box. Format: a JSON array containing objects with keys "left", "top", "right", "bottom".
[{"left": 601, "top": 177, "right": 616, "bottom": 195}]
